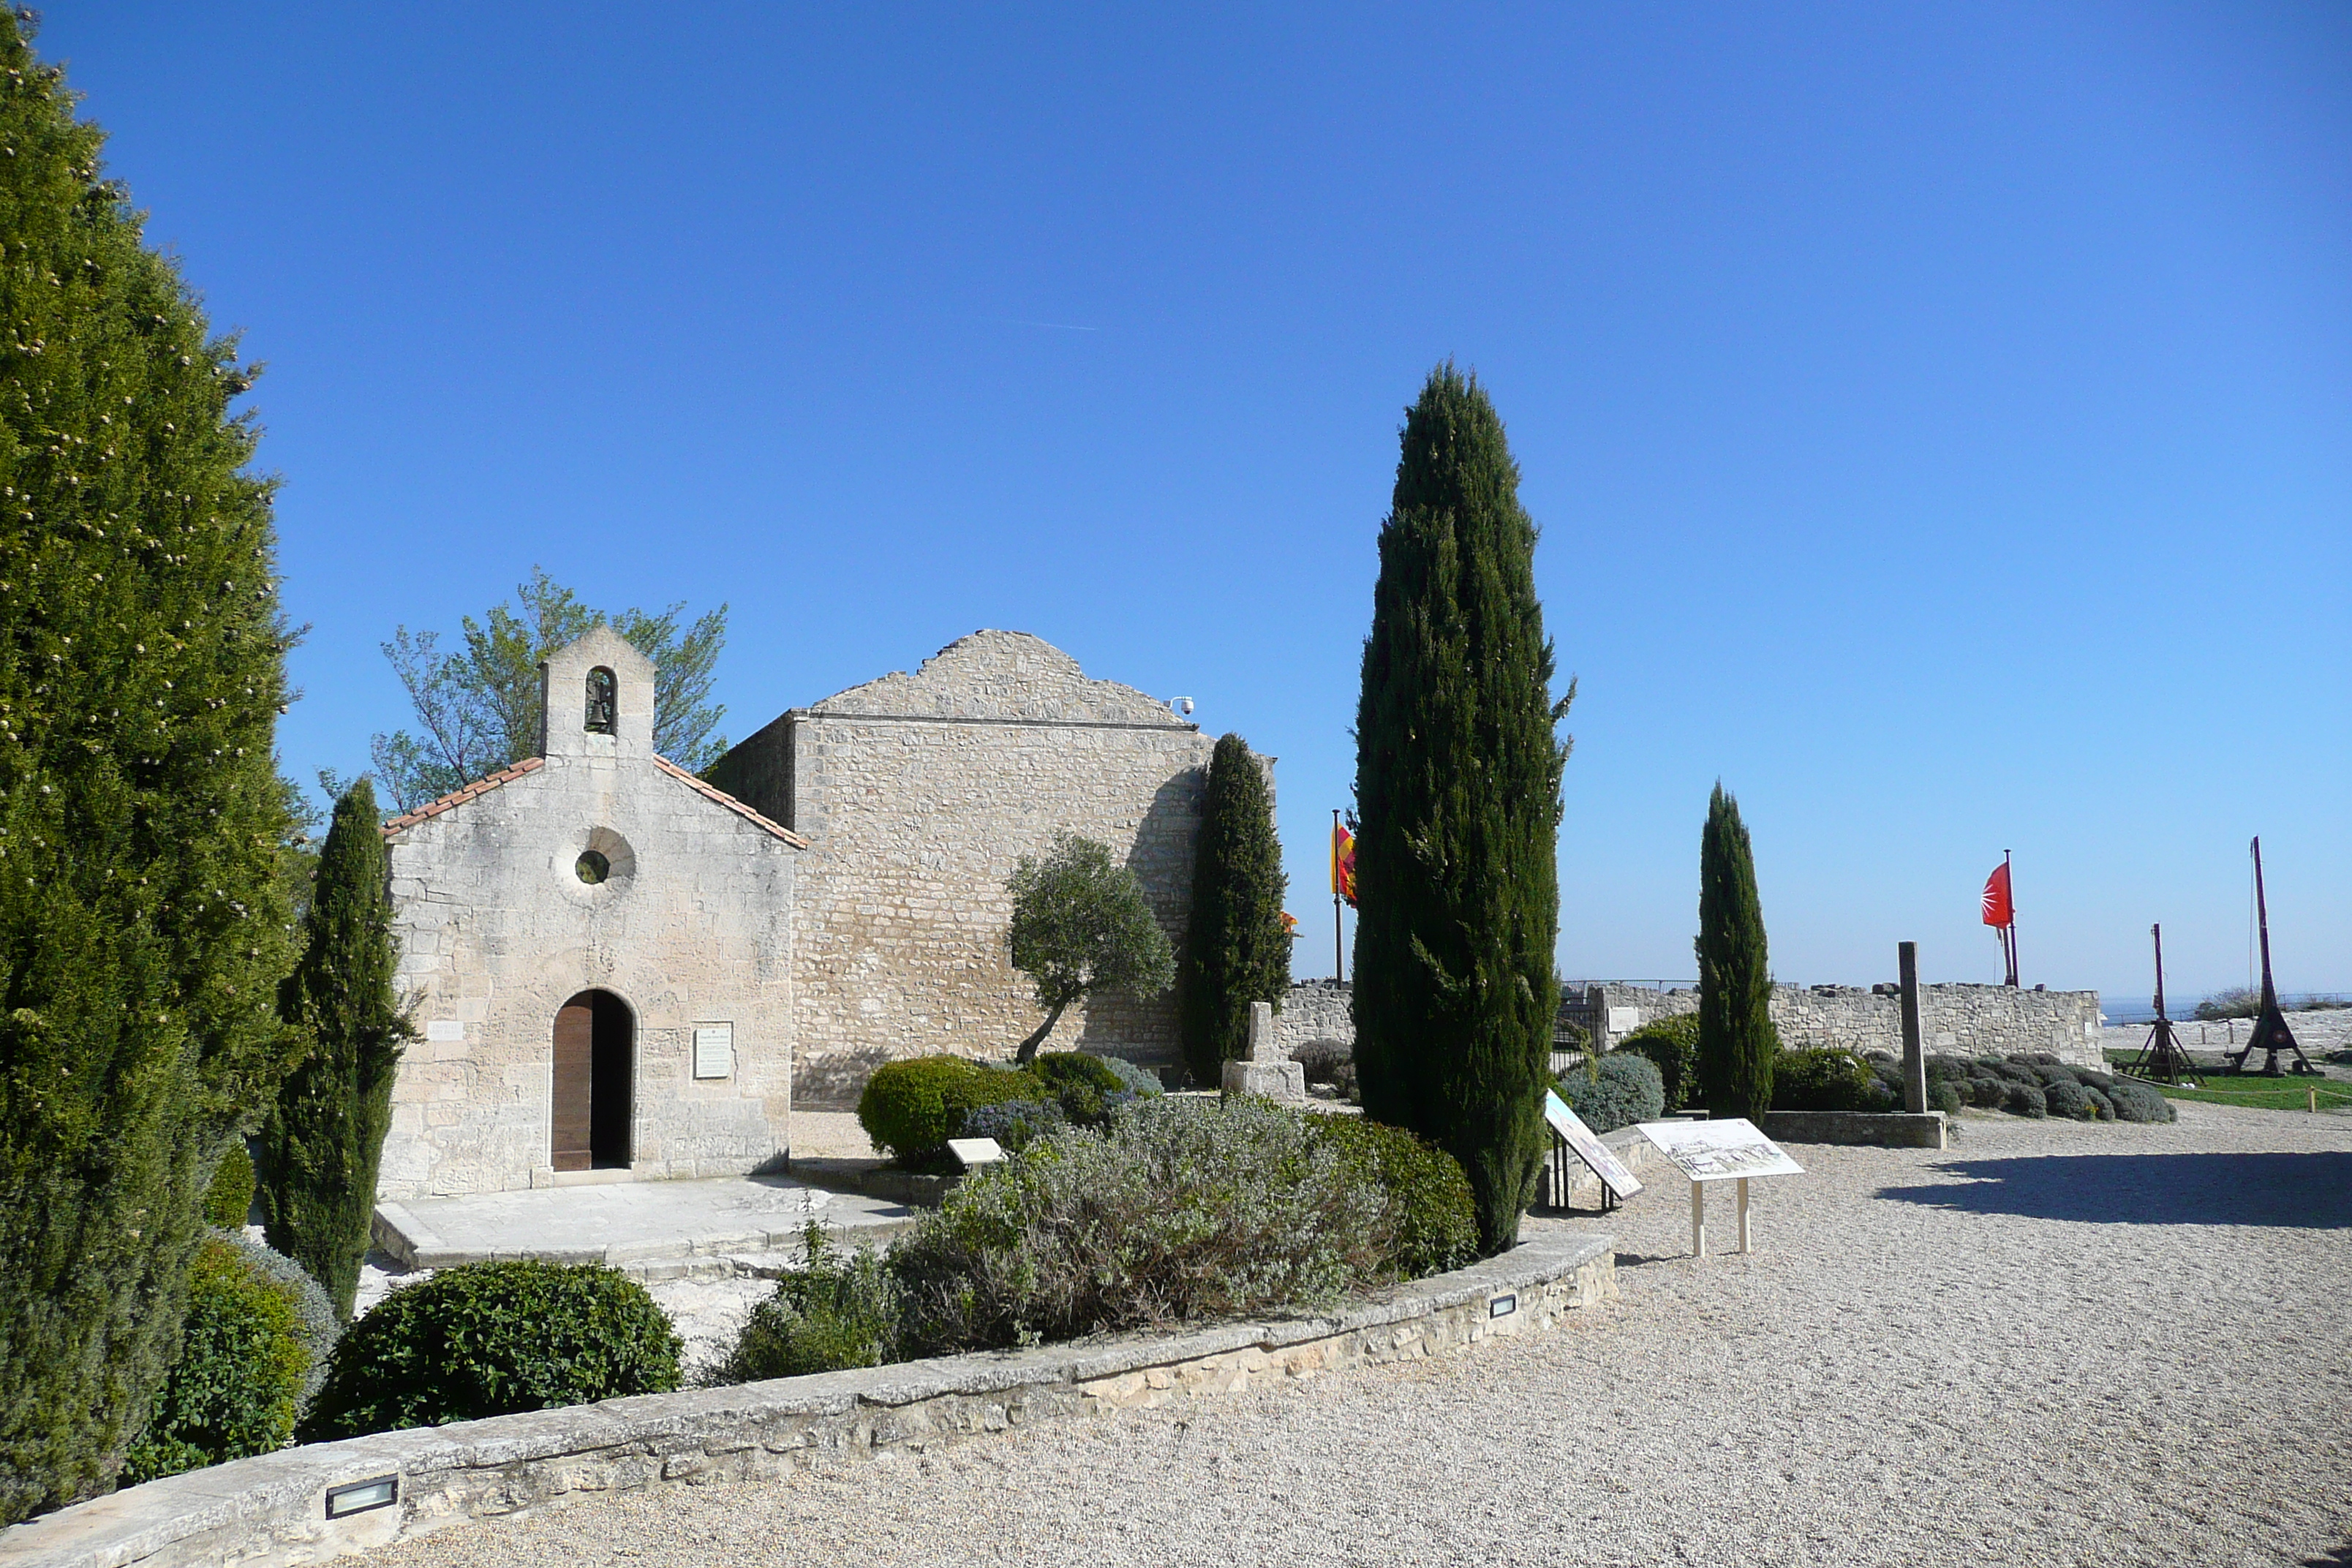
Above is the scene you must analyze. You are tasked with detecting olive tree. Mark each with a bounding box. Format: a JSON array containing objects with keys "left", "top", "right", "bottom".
[{"left": 1006, "top": 834, "right": 1175, "bottom": 1064}]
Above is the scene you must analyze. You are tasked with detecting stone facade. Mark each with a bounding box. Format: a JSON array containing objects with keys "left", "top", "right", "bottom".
[
  {"left": 379, "top": 627, "right": 806, "bottom": 1199},
  {"left": 1566, "top": 980, "right": 2106, "bottom": 1068},
  {"left": 708, "top": 631, "right": 1215, "bottom": 1098}
]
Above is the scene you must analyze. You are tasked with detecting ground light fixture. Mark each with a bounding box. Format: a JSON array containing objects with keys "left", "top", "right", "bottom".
[
  {"left": 324, "top": 1475, "right": 399, "bottom": 1519},
  {"left": 1488, "top": 1292, "right": 1518, "bottom": 1319}
]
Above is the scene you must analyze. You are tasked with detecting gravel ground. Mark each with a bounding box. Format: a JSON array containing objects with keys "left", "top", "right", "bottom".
[{"left": 377, "top": 1101, "right": 2352, "bottom": 1568}]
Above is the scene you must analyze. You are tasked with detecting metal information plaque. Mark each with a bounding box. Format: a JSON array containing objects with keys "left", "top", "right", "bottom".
[
  {"left": 1543, "top": 1090, "right": 1643, "bottom": 1200},
  {"left": 692, "top": 1023, "right": 734, "bottom": 1081}
]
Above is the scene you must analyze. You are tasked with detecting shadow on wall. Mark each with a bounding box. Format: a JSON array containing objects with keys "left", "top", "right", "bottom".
[
  {"left": 794, "top": 1048, "right": 896, "bottom": 1111},
  {"left": 1072, "top": 765, "right": 1206, "bottom": 1061},
  {"left": 1877, "top": 1153, "right": 2352, "bottom": 1229}
]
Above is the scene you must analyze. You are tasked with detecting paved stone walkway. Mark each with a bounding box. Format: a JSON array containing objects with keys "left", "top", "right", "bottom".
[{"left": 376, "top": 1100, "right": 2352, "bottom": 1567}]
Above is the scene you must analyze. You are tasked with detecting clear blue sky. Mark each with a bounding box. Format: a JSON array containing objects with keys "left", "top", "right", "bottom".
[{"left": 40, "top": 4, "right": 2348, "bottom": 1006}]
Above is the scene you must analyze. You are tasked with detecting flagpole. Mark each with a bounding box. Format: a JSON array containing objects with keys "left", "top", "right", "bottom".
[
  {"left": 2005, "top": 849, "right": 2019, "bottom": 987},
  {"left": 1333, "top": 808, "right": 1343, "bottom": 982}
]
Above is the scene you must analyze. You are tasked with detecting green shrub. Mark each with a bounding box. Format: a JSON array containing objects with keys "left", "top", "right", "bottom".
[
  {"left": 2081, "top": 1087, "right": 2115, "bottom": 1119},
  {"left": 203, "top": 1142, "right": 256, "bottom": 1231},
  {"left": 1771, "top": 1049, "right": 1879, "bottom": 1113},
  {"left": 2029, "top": 1063, "right": 2083, "bottom": 1090},
  {"left": 957, "top": 1097, "right": 1067, "bottom": 1153},
  {"left": 1308, "top": 1115, "right": 1479, "bottom": 1280},
  {"left": 706, "top": 1226, "right": 900, "bottom": 1383},
  {"left": 1929, "top": 1081, "right": 1963, "bottom": 1116},
  {"left": 1030, "top": 1050, "right": 1131, "bottom": 1126},
  {"left": 1098, "top": 1056, "right": 1166, "bottom": 1098},
  {"left": 1554, "top": 1054, "right": 1665, "bottom": 1135},
  {"left": 215, "top": 1232, "right": 340, "bottom": 1414},
  {"left": 2005, "top": 1082, "right": 2048, "bottom": 1118},
  {"left": 1968, "top": 1075, "right": 2009, "bottom": 1109},
  {"left": 2105, "top": 1079, "right": 2176, "bottom": 1123},
  {"left": 121, "top": 1239, "right": 309, "bottom": 1483},
  {"left": 2078, "top": 1069, "right": 2117, "bottom": 1092},
  {"left": 300, "top": 1260, "right": 680, "bottom": 1440},
  {"left": 1923, "top": 1054, "right": 1973, "bottom": 1083},
  {"left": 890, "top": 1096, "right": 1386, "bottom": 1356},
  {"left": 2043, "top": 1079, "right": 2096, "bottom": 1120},
  {"left": 856, "top": 1057, "right": 1048, "bottom": 1168},
  {"left": 1616, "top": 1016, "right": 1700, "bottom": 1112}
]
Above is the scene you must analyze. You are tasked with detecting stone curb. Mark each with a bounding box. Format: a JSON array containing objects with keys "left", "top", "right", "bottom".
[{"left": 0, "top": 1232, "right": 1616, "bottom": 1568}]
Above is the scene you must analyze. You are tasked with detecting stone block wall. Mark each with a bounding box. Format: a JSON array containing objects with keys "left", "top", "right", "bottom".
[
  {"left": 1567, "top": 980, "right": 2106, "bottom": 1068},
  {"left": 1268, "top": 977, "right": 2105, "bottom": 1068},
  {"left": 709, "top": 633, "right": 1215, "bottom": 1098},
  {"left": 1276, "top": 979, "right": 1354, "bottom": 1057}
]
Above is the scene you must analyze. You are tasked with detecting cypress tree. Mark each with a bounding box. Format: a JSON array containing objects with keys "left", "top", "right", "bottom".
[
  {"left": 1695, "top": 783, "right": 1777, "bottom": 1120},
  {"left": 0, "top": 15, "right": 300, "bottom": 1523},
  {"left": 258, "top": 779, "right": 410, "bottom": 1320},
  {"left": 1353, "top": 365, "right": 1571, "bottom": 1256},
  {"left": 1177, "top": 733, "right": 1289, "bottom": 1086}
]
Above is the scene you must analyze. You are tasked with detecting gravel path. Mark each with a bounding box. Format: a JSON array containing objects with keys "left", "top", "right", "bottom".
[{"left": 377, "top": 1102, "right": 2352, "bottom": 1567}]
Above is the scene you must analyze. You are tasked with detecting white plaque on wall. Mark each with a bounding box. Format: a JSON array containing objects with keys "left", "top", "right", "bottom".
[
  {"left": 1606, "top": 1006, "right": 1640, "bottom": 1035},
  {"left": 424, "top": 1019, "right": 464, "bottom": 1043},
  {"left": 693, "top": 1023, "right": 734, "bottom": 1081}
]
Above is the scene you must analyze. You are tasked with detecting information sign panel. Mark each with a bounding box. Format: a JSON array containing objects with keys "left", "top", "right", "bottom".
[
  {"left": 1634, "top": 1117, "right": 1803, "bottom": 1183},
  {"left": 1542, "top": 1090, "right": 1643, "bottom": 1199},
  {"left": 692, "top": 1023, "right": 734, "bottom": 1081}
]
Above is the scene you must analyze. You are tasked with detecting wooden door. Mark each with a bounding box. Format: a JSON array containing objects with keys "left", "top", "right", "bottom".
[{"left": 551, "top": 1002, "right": 594, "bottom": 1171}]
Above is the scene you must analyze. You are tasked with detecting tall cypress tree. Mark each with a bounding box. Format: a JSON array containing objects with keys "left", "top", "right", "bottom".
[
  {"left": 0, "top": 15, "right": 299, "bottom": 1523},
  {"left": 259, "top": 778, "right": 410, "bottom": 1320},
  {"left": 1695, "top": 783, "right": 1776, "bottom": 1120},
  {"left": 1178, "top": 733, "right": 1289, "bottom": 1086},
  {"left": 1354, "top": 366, "right": 1571, "bottom": 1256}
]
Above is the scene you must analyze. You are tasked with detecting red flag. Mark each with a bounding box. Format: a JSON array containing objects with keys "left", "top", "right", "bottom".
[
  {"left": 1980, "top": 862, "right": 2013, "bottom": 927},
  {"left": 1331, "top": 822, "right": 1357, "bottom": 907}
]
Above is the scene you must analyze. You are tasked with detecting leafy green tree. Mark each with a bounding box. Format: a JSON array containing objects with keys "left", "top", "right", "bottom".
[
  {"left": 1352, "top": 365, "right": 1572, "bottom": 1257},
  {"left": 1006, "top": 832, "right": 1175, "bottom": 1065},
  {"left": 0, "top": 14, "right": 301, "bottom": 1522},
  {"left": 1695, "top": 783, "right": 1777, "bottom": 1120},
  {"left": 257, "top": 778, "right": 412, "bottom": 1319},
  {"left": 370, "top": 568, "right": 728, "bottom": 810},
  {"left": 1178, "top": 734, "right": 1289, "bottom": 1086}
]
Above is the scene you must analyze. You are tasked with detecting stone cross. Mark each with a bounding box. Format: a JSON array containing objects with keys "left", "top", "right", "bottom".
[{"left": 1248, "top": 1000, "right": 1278, "bottom": 1062}]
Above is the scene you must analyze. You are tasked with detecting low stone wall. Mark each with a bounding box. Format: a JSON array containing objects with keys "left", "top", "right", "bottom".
[
  {"left": 1275, "top": 980, "right": 1352, "bottom": 1059},
  {"left": 0, "top": 1232, "right": 1616, "bottom": 1568},
  {"left": 1569, "top": 981, "right": 2105, "bottom": 1068}
]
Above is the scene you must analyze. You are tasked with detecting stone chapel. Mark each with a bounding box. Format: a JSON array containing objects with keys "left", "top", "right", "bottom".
[{"left": 377, "top": 627, "right": 1221, "bottom": 1199}]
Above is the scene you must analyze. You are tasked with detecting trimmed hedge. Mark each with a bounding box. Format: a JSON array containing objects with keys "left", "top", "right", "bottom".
[
  {"left": 1308, "top": 1114, "right": 1480, "bottom": 1280},
  {"left": 957, "top": 1097, "right": 1068, "bottom": 1153},
  {"left": 1616, "top": 1015, "right": 1700, "bottom": 1112},
  {"left": 216, "top": 1232, "right": 340, "bottom": 1413},
  {"left": 857, "top": 1057, "right": 1049, "bottom": 1168},
  {"left": 1553, "top": 1054, "right": 1665, "bottom": 1135},
  {"left": 300, "top": 1260, "right": 680, "bottom": 1441},
  {"left": 121, "top": 1238, "right": 312, "bottom": 1484},
  {"left": 1774, "top": 1049, "right": 1883, "bottom": 1113}
]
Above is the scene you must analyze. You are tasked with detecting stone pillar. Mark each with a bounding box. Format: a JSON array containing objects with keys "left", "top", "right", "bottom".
[
  {"left": 1898, "top": 941, "right": 1927, "bottom": 1115},
  {"left": 1222, "top": 998, "right": 1306, "bottom": 1101}
]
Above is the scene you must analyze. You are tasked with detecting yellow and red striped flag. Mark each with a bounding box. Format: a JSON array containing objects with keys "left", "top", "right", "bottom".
[{"left": 1331, "top": 821, "right": 1357, "bottom": 907}]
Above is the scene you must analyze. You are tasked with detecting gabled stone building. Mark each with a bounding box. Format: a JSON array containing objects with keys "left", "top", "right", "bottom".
[
  {"left": 377, "top": 627, "right": 1221, "bottom": 1197},
  {"left": 707, "top": 630, "right": 1215, "bottom": 1100},
  {"left": 378, "top": 627, "right": 805, "bottom": 1199}
]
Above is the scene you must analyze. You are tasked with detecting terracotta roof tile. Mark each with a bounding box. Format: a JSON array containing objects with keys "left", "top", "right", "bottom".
[
  {"left": 380, "top": 757, "right": 546, "bottom": 837},
  {"left": 652, "top": 755, "right": 808, "bottom": 848}
]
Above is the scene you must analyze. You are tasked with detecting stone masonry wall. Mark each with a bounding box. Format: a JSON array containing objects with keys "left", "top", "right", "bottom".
[
  {"left": 1277, "top": 979, "right": 1354, "bottom": 1057},
  {"left": 1273, "top": 978, "right": 2105, "bottom": 1068},
  {"left": 710, "top": 633, "right": 1215, "bottom": 1098},
  {"left": 380, "top": 627, "right": 804, "bottom": 1199},
  {"left": 1569, "top": 980, "right": 2106, "bottom": 1068}
]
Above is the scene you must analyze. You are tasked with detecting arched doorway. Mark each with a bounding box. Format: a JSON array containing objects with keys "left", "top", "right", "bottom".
[{"left": 551, "top": 990, "right": 633, "bottom": 1172}]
